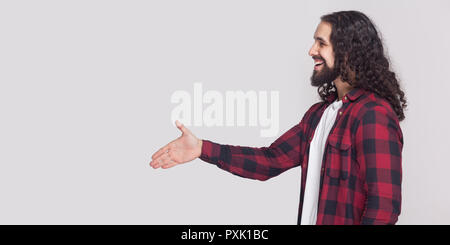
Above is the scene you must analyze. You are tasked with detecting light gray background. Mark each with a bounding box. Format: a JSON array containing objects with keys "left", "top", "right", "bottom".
[{"left": 0, "top": 0, "right": 449, "bottom": 224}]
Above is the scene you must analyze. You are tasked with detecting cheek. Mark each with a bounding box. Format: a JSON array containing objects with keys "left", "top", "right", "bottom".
[{"left": 321, "top": 49, "right": 335, "bottom": 67}]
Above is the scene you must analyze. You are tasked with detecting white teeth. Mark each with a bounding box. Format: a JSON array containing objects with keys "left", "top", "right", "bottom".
[{"left": 314, "top": 61, "right": 324, "bottom": 66}]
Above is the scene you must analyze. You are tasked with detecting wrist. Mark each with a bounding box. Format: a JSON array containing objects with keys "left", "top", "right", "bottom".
[{"left": 197, "top": 139, "right": 203, "bottom": 158}]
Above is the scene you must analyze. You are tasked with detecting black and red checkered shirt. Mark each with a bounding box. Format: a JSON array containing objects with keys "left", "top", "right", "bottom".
[{"left": 200, "top": 88, "right": 403, "bottom": 225}]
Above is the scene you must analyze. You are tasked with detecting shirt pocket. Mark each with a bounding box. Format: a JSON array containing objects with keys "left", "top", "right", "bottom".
[{"left": 326, "top": 132, "right": 352, "bottom": 180}]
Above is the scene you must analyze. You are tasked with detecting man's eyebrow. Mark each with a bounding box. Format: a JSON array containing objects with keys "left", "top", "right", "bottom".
[{"left": 314, "top": 36, "right": 328, "bottom": 43}]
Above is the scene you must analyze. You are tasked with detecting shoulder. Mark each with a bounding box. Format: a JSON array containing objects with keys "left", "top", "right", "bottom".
[
  {"left": 351, "top": 90, "right": 403, "bottom": 140},
  {"left": 351, "top": 89, "right": 399, "bottom": 123}
]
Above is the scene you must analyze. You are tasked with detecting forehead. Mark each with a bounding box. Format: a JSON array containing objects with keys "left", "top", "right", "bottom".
[{"left": 313, "top": 21, "right": 332, "bottom": 43}]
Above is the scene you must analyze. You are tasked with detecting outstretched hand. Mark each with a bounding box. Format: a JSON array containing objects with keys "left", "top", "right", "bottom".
[{"left": 150, "top": 120, "right": 203, "bottom": 169}]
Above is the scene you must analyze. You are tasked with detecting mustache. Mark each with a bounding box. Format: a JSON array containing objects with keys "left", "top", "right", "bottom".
[{"left": 312, "top": 56, "right": 325, "bottom": 62}]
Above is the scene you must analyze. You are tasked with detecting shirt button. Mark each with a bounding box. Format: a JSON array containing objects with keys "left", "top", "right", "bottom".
[
  {"left": 339, "top": 111, "right": 343, "bottom": 115},
  {"left": 344, "top": 96, "right": 347, "bottom": 100}
]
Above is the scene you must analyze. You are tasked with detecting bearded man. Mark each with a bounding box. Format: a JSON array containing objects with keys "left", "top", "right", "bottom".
[{"left": 150, "top": 10, "right": 406, "bottom": 225}]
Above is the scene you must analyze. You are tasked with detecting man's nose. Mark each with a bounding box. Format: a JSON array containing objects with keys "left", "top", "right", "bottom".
[{"left": 309, "top": 44, "right": 318, "bottom": 57}]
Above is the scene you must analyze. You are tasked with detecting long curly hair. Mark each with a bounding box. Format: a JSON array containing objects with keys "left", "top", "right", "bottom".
[{"left": 319, "top": 11, "right": 407, "bottom": 121}]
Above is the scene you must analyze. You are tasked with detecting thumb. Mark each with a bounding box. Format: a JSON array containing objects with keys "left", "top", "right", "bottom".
[{"left": 175, "top": 120, "right": 191, "bottom": 135}]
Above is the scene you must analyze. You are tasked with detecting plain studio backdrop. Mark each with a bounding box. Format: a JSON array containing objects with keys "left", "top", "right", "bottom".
[{"left": 0, "top": 0, "right": 449, "bottom": 225}]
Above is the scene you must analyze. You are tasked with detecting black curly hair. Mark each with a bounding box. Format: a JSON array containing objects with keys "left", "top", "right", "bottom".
[{"left": 319, "top": 10, "right": 407, "bottom": 121}]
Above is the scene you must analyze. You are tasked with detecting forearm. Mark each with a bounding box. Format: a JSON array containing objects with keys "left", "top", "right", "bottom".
[{"left": 200, "top": 139, "right": 300, "bottom": 181}]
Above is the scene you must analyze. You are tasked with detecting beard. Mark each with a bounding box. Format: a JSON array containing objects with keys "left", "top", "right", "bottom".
[{"left": 310, "top": 61, "right": 339, "bottom": 87}]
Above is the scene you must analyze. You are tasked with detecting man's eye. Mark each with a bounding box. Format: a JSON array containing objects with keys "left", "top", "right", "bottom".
[{"left": 319, "top": 42, "right": 325, "bottom": 47}]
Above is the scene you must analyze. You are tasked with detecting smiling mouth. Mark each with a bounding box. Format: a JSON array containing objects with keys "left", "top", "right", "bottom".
[
  {"left": 314, "top": 59, "right": 324, "bottom": 66},
  {"left": 314, "top": 60, "right": 324, "bottom": 69}
]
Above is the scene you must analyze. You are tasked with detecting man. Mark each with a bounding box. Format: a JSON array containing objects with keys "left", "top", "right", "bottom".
[{"left": 150, "top": 10, "right": 406, "bottom": 225}]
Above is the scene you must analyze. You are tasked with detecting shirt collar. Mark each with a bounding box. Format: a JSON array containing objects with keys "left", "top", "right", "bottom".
[
  {"left": 325, "top": 87, "right": 365, "bottom": 104},
  {"left": 345, "top": 87, "right": 365, "bottom": 102}
]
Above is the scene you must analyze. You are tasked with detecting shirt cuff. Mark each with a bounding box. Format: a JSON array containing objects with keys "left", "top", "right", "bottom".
[{"left": 199, "top": 139, "right": 222, "bottom": 164}]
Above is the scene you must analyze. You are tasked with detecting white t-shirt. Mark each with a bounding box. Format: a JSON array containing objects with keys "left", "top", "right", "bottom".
[{"left": 300, "top": 99, "right": 343, "bottom": 225}]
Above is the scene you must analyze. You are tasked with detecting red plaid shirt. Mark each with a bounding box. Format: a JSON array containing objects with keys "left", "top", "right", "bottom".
[{"left": 200, "top": 88, "right": 403, "bottom": 225}]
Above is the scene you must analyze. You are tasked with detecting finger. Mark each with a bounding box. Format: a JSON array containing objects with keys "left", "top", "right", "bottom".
[
  {"left": 161, "top": 160, "right": 178, "bottom": 169},
  {"left": 156, "top": 152, "right": 172, "bottom": 168},
  {"left": 150, "top": 158, "right": 161, "bottom": 168},
  {"left": 150, "top": 157, "right": 161, "bottom": 168},
  {"left": 175, "top": 120, "right": 191, "bottom": 135},
  {"left": 161, "top": 155, "right": 178, "bottom": 169},
  {"left": 151, "top": 145, "right": 170, "bottom": 160},
  {"left": 150, "top": 152, "right": 168, "bottom": 168}
]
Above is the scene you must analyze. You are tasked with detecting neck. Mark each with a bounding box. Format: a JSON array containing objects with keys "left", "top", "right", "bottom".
[{"left": 334, "top": 77, "right": 353, "bottom": 100}]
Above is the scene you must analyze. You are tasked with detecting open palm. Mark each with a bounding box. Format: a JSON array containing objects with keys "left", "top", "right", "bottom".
[{"left": 150, "top": 120, "right": 202, "bottom": 169}]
